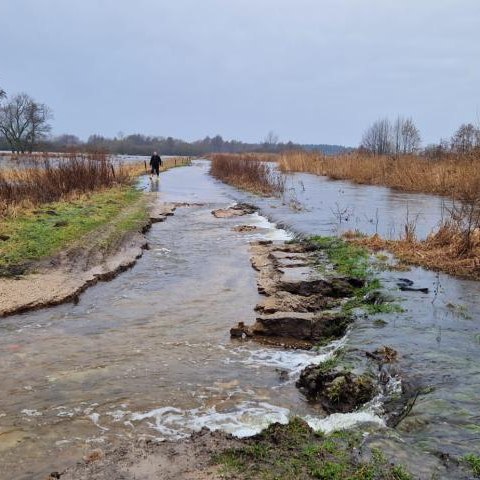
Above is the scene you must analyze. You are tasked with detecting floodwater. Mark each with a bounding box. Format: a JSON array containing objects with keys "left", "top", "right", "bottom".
[{"left": 0, "top": 161, "right": 479, "bottom": 479}]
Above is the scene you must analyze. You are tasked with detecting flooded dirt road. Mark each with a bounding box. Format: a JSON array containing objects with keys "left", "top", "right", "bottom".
[{"left": 1, "top": 161, "right": 479, "bottom": 479}]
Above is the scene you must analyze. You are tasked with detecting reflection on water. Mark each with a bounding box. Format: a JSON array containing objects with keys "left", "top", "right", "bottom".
[
  {"left": 0, "top": 161, "right": 479, "bottom": 479},
  {"left": 233, "top": 171, "right": 452, "bottom": 240}
]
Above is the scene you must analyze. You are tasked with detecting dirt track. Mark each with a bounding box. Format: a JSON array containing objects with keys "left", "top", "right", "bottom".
[{"left": 0, "top": 201, "right": 176, "bottom": 318}]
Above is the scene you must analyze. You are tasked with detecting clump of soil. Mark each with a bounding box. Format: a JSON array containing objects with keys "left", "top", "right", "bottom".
[
  {"left": 296, "top": 364, "right": 376, "bottom": 413},
  {"left": 233, "top": 225, "right": 258, "bottom": 233},
  {"left": 212, "top": 203, "right": 257, "bottom": 218},
  {"left": 231, "top": 240, "right": 360, "bottom": 347}
]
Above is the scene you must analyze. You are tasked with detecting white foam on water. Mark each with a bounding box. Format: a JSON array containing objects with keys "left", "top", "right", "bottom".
[
  {"left": 227, "top": 335, "right": 348, "bottom": 380},
  {"left": 130, "top": 402, "right": 290, "bottom": 439},
  {"left": 21, "top": 409, "right": 42, "bottom": 417},
  {"left": 240, "top": 212, "right": 293, "bottom": 241},
  {"left": 305, "top": 408, "right": 385, "bottom": 435}
]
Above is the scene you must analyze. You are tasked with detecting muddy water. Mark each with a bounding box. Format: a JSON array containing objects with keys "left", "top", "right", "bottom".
[{"left": 1, "top": 161, "right": 479, "bottom": 479}]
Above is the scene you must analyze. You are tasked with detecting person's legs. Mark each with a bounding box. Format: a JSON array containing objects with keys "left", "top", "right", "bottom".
[{"left": 155, "top": 165, "right": 160, "bottom": 177}]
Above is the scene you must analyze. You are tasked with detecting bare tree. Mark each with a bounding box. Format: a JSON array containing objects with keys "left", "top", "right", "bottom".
[
  {"left": 0, "top": 93, "right": 52, "bottom": 153},
  {"left": 400, "top": 118, "right": 421, "bottom": 154},
  {"left": 451, "top": 123, "right": 480, "bottom": 153},
  {"left": 0, "top": 88, "right": 5, "bottom": 100},
  {"left": 362, "top": 117, "right": 421, "bottom": 156},
  {"left": 264, "top": 130, "right": 279, "bottom": 151},
  {"left": 361, "top": 118, "right": 392, "bottom": 155}
]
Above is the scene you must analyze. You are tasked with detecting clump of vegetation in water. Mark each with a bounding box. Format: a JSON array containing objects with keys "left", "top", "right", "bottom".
[
  {"left": 210, "top": 153, "right": 286, "bottom": 196},
  {"left": 311, "top": 236, "right": 371, "bottom": 278},
  {"left": 463, "top": 453, "right": 480, "bottom": 477},
  {"left": 310, "top": 236, "right": 403, "bottom": 315},
  {"left": 213, "top": 417, "right": 413, "bottom": 479}
]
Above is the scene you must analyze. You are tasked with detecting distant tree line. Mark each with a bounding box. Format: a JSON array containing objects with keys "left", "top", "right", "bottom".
[
  {"left": 0, "top": 112, "right": 351, "bottom": 156},
  {"left": 361, "top": 116, "right": 480, "bottom": 157}
]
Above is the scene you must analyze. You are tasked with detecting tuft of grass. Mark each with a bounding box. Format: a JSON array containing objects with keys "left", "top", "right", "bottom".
[
  {"left": 463, "top": 453, "right": 480, "bottom": 477},
  {"left": 310, "top": 236, "right": 403, "bottom": 315},
  {"left": 212, "top": 418, "right": 413, "bottom": 480},
  {"left": 310, "top": 236, "right": 370, "bottom": 278}
]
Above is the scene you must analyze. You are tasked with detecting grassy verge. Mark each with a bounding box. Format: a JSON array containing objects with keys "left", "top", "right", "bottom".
[
  {"left": 310, "top": 236, "right": 370, "bottom": 278},
  {"left": 213, "top": 418, "right": 412, "bottom": 480},
  {"left": 0, "top": 186, "right": 148, "bottom": 276}
]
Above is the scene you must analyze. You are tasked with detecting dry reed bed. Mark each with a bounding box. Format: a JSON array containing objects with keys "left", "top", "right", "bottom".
[
  {"left": 346, "top": 225, "right": 480, "bottom": 280},
  {"left": 209, "top": 153, "right": 285, "bottom": 196},
  {"left": 0, "top": 156, "right": 131, "bottom": 217},
  {"left": 0, "top": 155, "right": 189, "bottom": 218},
  {"left": 277, "top": 151, "right": 480, "bottom": 199}
]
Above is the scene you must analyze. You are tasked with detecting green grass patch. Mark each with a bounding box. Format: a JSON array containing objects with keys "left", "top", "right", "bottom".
[
  {"left": 310, "top": 236, "right": 403, "bottom": 315},
  {"left": 463, "top": 453, "right": 480, "bottom": 477},
  {"left": 213, "top": 418, "right": 412, "bottom": 480},
  {"left": 0, "top": 186, "right": 147, "bottom": 276},
  {"left": 311, "top": 236, "right": 370, "bottom": 278}
]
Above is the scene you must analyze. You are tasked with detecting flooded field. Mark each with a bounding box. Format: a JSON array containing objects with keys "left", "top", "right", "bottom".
[{"left": 0, "top": 161, "right": 479, "bottom": 479}]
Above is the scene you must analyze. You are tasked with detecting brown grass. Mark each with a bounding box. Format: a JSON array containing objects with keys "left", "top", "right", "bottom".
[
  {"left": 207, "top": 152, "right": 278, "bottom": 163},
  {"left": 209, "top": 153, "right": 285, "bottom": 196},
  {"left": 0, "top": 155, "right": 190, "bottom": 218},
  {"left": 346, "top": 223, "right": 480, "bottom": 280},
  {"left": 278, "top": 150, "right": 480, "bottom": 199}
]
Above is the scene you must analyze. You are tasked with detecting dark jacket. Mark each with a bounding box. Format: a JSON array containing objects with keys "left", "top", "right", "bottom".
[{"left": 150, "top": 154, "right": 162, "bottom": 168}]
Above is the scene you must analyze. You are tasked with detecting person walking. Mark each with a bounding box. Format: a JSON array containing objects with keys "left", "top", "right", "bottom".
[{"left": 150, "top": 151, "right": 162, "bottom": 179}]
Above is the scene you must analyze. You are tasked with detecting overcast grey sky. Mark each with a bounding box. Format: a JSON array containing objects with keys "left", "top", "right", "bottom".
[{"left": 1, "top": 0, "right": 479, "bottom": 145}]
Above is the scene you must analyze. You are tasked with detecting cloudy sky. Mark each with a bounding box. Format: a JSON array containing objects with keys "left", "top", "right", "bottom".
[{"left": 1, "top": 0, "right": 479, "bottom": 146}]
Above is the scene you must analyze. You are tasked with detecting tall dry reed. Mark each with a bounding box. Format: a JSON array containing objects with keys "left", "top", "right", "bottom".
[
  {"left": 209, "top": 153, "right": 285, "bottom": 196},
  {"left": 277, "top": 150, "right": 480, "bottom": 200},
  {"left": 0, "top": 155, "right": 133, "bottom": 217}
]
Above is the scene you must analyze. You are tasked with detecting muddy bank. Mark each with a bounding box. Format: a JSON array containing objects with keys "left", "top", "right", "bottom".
[
  {"left": 58, "top": 417, "right": 473, "bottom": 480},
  {"left": 0, "top": 200, "right": 176, "bottom": 318}
]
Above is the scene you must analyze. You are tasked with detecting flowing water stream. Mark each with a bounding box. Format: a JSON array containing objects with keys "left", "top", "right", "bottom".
[{"left": 0, "top": 161, "right": 479, "bottom": 479}]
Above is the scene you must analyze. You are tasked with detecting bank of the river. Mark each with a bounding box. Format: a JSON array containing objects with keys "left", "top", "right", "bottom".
[
  {"left": 62, "top": 419, "right": 417, "bottom": 480},
  {"left": 0, "top": 186, "right": 177, "bottom": 317},
  {"left": 345, "top": 231, "right": 480, "bottom": 281},
  {"left": 0, "top": 157, "right": 191, "bottom": 317}
]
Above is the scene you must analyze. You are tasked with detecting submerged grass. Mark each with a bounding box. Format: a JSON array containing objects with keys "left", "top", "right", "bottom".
[
  {"left": 213, "top": 418, "right": 412, "bottom": 480},
  {"left": 0, "top": 186, "right": 147, "bottom": 276},
  {"left": 311, "top": 236, "right": 370, "bottom": 278},
  {"left": 310, "top": 236, "right": 403, "bottom": 315}
]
